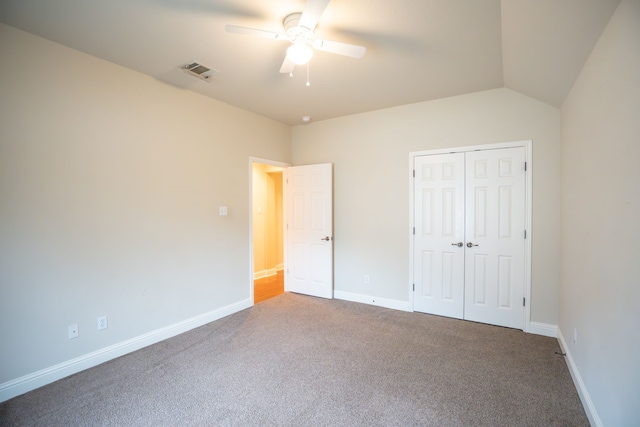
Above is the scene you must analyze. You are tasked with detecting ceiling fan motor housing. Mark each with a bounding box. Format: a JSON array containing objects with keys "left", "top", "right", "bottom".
[
  {"left": 283, "top": 13, "right": 303, "bottom": 30},
  {"left": 284, "top": 13, "right": 314, "bottom": 44}
]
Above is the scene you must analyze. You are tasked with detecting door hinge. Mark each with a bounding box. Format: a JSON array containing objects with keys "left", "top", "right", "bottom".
[
  {"left": 523, "top": 297, "right": 526, "bottom": 307},
  {"left": 413, "top": 227, "right": 415, "bottom": 235},
  {"left": 413, "top": 283, "right": 415, "bottom": 291},
  {"left": 524, "top": 230, "right": 527, "bottom": 239},
  {"left": 413, "top": 169, "right": 415, "bottom": 178},
  {"left": 524, "top": 162, "right": 527, "bottom": 171}
]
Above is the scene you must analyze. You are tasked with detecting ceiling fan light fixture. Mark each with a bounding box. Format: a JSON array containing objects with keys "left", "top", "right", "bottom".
[{"left": 287, "top": 41, "right": 313, "bottom": 65}]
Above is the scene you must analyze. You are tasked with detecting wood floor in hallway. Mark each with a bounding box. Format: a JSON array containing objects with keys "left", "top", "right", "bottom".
[{"left": 254, "top": 271, "right": 284, "bottom": 304}]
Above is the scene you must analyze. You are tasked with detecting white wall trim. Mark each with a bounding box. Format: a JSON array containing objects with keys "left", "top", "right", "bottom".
[
  {"left": 334, "top": 290, "right": 411, "bottom": 312},
  {"left": 253, "top": 267, "right": 282, "bottom": 280},
  {"left": 527, "top": 321, "right": 557, "bottom": 338},
  {"left": 0, "top": 298, "right": 252, "bottom": 403},
  {"left": 557, "top": 329, "right": 603, "bottom": 427},
  {"left": 523, "top": 141, "right": 534, "bottom": 334}
]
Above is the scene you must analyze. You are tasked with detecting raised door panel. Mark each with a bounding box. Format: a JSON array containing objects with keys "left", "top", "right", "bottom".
[
  {"left": 413, "top": 153, "right": 465, "bottom": 318},
  {"left": 464, "top": 148, "right": 525, "bottom": 329}
]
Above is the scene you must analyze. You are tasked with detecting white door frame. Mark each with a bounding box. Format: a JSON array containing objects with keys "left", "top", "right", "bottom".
[
  {"left": 409, "top": 140, "right": 533, "bottom": 332},
  {"left": 248, "top": 157, "right": 290, "bottom": 305}
]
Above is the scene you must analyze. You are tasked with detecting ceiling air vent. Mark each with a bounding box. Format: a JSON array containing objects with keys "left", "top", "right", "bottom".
[{"left": 182, "top": 62, "right": 218, "bottom": 82}]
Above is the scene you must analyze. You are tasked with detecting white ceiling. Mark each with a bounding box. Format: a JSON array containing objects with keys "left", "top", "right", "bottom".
[{"left": 0, "top": 0, "right": 620, "bottom": 125}]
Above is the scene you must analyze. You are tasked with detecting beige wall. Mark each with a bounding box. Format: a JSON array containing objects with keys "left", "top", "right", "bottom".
[
  {"left": 292, "top": 88, "right": 561, "bottom": 326},
  {"left": 0, "top": 24, "right": 291, "bottom": 387},
  {"left": 252, "top": 164, "right": 283, "bottom": 277},
  {"left": 252, "top": 164, "right": 268, "bottom": 273},
  {"left": 560, "top": 0, "right": 640, "bottom": 424},
  {"left": 269, "top": 172, "right": 284, "bottom": 270}
]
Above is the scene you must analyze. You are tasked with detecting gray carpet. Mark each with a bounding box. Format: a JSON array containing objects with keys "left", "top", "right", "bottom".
[{"left": 1, "top": 293, "right": 588, "bottom": 426}]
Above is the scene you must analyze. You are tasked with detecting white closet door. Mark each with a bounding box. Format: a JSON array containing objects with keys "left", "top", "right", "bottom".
[
  {"left": 464, "top": 147, "right": 526, "bottom": 329},
  {"left": 413, "top": 153, "right": 465, "bottom": 318}
]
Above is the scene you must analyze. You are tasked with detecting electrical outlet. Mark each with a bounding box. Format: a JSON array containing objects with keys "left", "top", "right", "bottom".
[
  {"left": 68, "top": 324, "right": 79, "bottom": 339},
  {"left": 97, "top": 316, "right": 108, "bottom": 330},
  {"left": 364, "top": 275, "right": 370, "bottom": 284},
  {"left": 573, "top": 328, "right": 578, "bottom": 345}
]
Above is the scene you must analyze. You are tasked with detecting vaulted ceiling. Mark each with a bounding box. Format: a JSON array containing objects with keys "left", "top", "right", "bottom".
[{"left": 0, "top": 0, "right": 620, "bottom": 125}]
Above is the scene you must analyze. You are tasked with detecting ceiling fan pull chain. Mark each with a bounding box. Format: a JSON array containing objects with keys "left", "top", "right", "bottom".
[{"left": 306, "top": 63, "right": 311, "bottom": 87}]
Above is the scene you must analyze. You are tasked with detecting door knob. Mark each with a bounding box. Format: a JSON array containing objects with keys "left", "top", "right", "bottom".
[
  {"left": 466, "top": 242, "right": 479, "bottom": 248},
  {"left": 321, "top": 236, "right": 332, "bottom": 241},
  {"left": 451, "top": 242, "right": 463, "bottom": 247}
]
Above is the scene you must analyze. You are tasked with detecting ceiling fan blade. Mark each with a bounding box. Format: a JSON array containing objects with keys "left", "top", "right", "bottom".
[
  {"left": 279, "top": 56, "right": 295, "bottom": 74},
  {"left": 225, "top": 24, "right": 287, "bottom": 41},
  {"left": 314, "top": 39, "right": 366, "bottom": 58},
  {"left": 299, "top": 0, "right": 330, "bottom": 30}
]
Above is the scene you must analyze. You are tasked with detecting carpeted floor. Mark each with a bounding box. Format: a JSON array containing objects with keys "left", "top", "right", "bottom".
[{"left": 0, "top": 293, "right": 588, "bottom": 426}]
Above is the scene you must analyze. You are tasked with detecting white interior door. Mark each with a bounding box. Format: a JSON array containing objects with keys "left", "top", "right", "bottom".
[
  {"left": 413, "top": 153, "right": 465, "bottom": 318},
  {"left": 464, "top": 147, "right": 526, "bottom": 329},
  {"left": 413, "top": 146, "right": 527, "bottom": 330},
  {"left": 285, "top": 163, "right": 333, "bottom": 299}
]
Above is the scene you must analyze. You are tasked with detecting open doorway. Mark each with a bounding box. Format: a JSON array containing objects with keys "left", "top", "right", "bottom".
[{"left": 251, "top": 161, "right": 285, "bottom": 304}]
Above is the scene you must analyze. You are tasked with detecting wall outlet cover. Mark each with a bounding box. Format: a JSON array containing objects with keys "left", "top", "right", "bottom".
[{"left": 98, "top": 316, "right": 108, "bottom": 330}]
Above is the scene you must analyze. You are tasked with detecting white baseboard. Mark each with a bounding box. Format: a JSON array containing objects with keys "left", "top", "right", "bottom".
[
  {"left": 334, "top": 290, "right": 411, "bottom": 312},
  {"left": 557, "top": 329, "right": 602, "bottom": 427},
  {"left": 527, "top": 321, "right": 558, "bottom": 337},
  {"left": 0, "top": 298, "right": 253, "bottom": 403},
  {"left": 253, "top": 266, "right": 283, "bottom": 280}
]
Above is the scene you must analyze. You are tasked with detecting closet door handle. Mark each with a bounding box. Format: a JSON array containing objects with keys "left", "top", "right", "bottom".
[
  {"left": 321, "top": 236, "right": 332, "bottom": 241},
  {"left": 451, "top": 242, "right": 463, "bottom": 247},
  {"left": 466, "top": 242, "right": 479, "bottom": 248}
]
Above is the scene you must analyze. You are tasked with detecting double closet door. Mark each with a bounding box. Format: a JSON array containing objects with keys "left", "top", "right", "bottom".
[{"left": 413, "top": 147, "right": 526, "bottom": 329}]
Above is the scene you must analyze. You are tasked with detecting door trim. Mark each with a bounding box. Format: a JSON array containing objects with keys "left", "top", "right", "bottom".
[
  {"left": 409, "top": 140, "right": 533, "bottom": 332},
  {"left": 249, "top": 157, "right": 290, "bottom": 305}
]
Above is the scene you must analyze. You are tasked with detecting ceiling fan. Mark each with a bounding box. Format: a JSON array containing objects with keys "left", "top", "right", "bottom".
[{"left": 225, "top": 0, "right": 366, "bottom": 74}]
